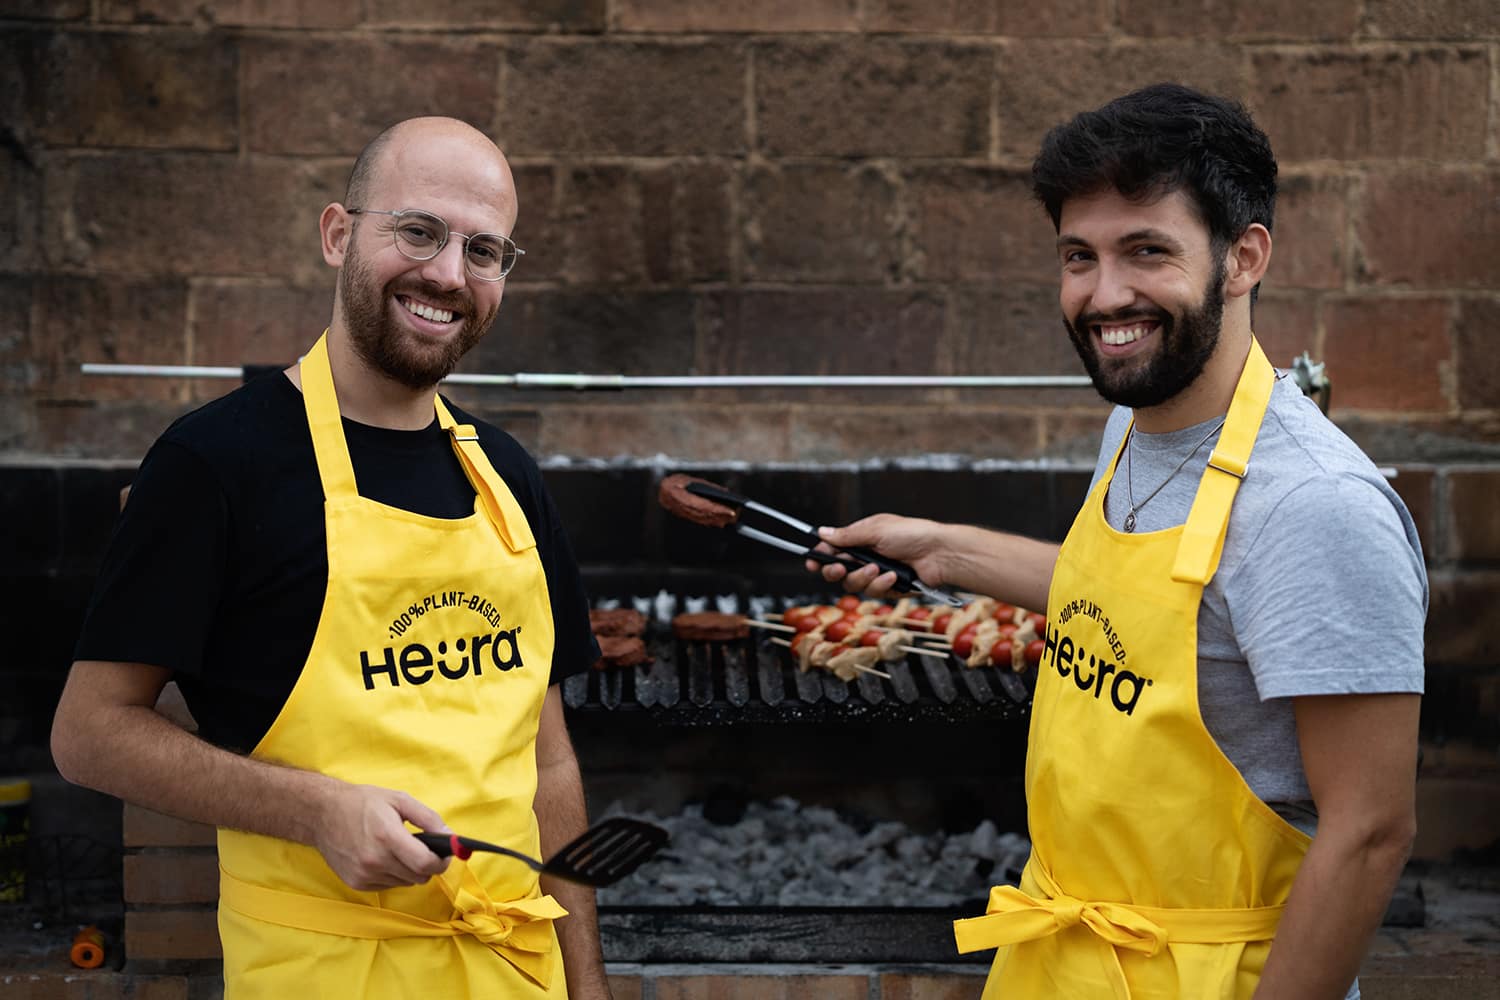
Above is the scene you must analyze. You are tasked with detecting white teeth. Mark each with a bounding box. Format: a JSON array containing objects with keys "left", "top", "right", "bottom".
[
  {"left": 401, "top": 298, "right": 454, "bottom": 324},
  {"left": 1100, "top": 325, "right": 1149, "bottom": 346}
]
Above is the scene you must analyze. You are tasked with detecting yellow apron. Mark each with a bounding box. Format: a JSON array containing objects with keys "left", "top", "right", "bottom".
[
  {"left": 955, "top": 339, "right": 1311, "bottom": 999},
  {"left": 216, "top": 333, "right": 568, "bottom": 999}
]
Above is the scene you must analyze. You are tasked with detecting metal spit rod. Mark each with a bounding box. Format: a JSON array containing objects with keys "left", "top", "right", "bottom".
[{"left": 79, "top": 363, "right": 1095, "bottom": 389}]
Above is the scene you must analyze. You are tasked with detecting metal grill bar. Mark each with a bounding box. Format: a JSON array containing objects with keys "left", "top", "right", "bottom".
[{"left": 563, "top": 634, "right": 1032, "bottom": 725}]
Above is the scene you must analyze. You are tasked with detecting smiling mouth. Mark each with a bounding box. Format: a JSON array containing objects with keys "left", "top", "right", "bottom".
[
  {"left": 398, "top": 294, "right": 458, "bottom": 325},
  {"left": 1094, "top": 321, "right": 1158, "bottom": 347}
]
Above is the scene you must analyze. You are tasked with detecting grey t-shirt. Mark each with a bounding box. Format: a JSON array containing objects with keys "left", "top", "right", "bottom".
[{"left": 1087, "top": 373, "right": 1428, "bottom": 834}]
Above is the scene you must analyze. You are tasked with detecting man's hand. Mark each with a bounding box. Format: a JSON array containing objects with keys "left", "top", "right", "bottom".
[
  {"left": 807, "top": 517, "right": 1059, "bottom": 613},
  {"left": 810, "top": 514, "right": 948, "bottom": 597},
  {"left": 311, "top": 783, "right": 453, "bottom": 891}
]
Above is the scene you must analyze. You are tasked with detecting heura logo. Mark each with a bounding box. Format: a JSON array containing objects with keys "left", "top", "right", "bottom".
[
  {"left": 360, "top": 627, "right": 524, "bottom": 690},
  {"left": 1040, "top": 624, "right": 1152, "bottom": 715}
]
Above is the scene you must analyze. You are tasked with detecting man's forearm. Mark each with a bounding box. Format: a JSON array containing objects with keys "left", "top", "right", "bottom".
[
  {"left": 937, "top": 523, "right": 1060, "bottom": 613},
  {"left": 54, "top": 695, "right": 336, "bottom": 844},
  {"left": 535, "top": 750, "right": 610, "bottom": 999},
  {"left": 1252, "top": 824, "right": 1412, "bottom": 999}
]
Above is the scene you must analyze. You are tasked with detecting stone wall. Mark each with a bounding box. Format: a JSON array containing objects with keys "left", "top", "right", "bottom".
[{"left": 2, "top": 1, "right": 1497, "bottom": 466}]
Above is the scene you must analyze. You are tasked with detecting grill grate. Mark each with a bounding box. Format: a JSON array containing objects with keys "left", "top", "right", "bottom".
[{"left": 563, "top": 633, "right": 1033, "bottom": 725}]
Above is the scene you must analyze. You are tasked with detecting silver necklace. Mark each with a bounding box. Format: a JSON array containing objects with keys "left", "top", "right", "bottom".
[{"left": 1123, "top": 418, "right": 1228, "bottom": 532}]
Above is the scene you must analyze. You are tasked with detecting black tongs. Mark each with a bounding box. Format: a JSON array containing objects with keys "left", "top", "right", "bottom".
[
  {"left": 685, "top": 481, "right": 964, "bottom": 607},
  {"left": 414, "top": 816, "right": 668, "bottom": 888}
]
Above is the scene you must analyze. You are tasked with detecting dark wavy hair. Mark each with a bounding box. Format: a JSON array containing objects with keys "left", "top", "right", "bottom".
[{"left": 1031, "top": 83, "right": 1277, "bottom": 254}]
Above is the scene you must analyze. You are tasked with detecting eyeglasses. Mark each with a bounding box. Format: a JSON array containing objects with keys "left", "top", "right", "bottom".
[{"left": 347, "top": 207, "right": 525, "bottom": 281}]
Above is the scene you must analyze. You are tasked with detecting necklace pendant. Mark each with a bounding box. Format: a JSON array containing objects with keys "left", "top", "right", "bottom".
[{"left": 1123, "top": 510, "right": 1137, "bottom": 533}]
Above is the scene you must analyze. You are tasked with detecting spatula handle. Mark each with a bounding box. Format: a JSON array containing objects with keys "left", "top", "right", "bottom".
[
  {"left": 413, "top": 831, "right": 544, "bottom": 870},
  {"left": 414, "top": 831, "right": 471, "bottom": 860}
]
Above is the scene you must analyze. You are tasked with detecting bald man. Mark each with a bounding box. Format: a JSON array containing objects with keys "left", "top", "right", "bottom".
[{"left": 53, "top": 118, "right": 611, "bottom": 999}]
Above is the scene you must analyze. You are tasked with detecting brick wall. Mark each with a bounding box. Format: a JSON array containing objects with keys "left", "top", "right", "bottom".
[{"left": 2, "top": 2, "right": 1496, "bottom": 465}]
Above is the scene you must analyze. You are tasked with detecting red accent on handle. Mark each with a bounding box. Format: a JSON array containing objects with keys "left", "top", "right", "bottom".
[{"left": 449, "top": 834, "right": 472, "bottom": 860}]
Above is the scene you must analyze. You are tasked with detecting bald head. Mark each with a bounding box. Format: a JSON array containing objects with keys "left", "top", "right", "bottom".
[{"left": 344, "top": 117, "right": 515, "bottom": 223}]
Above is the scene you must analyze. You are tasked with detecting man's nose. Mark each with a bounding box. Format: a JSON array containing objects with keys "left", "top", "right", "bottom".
[
  {"left": 1089, "top": 260, "right": 1138, "bottom": 315},
  {"left": 419, "top": 238, "right": 469, "bottom": 290}
]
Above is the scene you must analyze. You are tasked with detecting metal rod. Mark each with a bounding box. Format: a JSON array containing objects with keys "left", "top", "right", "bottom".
[
  {"left": 80, "top": 363, "right": 1094, "bottom": 390},
  {"left": 81, "top": 363, "right": 246, "bottom": 379}
]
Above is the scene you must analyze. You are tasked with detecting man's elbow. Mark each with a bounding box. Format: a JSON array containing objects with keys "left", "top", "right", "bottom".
[
  {"left": 51, "top": 681, "right": 113, "bottom": 791},
  {"left": 1353, "top": 806, "right": 1418, "bottom": 878},
  {"left": 50, "top": 702, "right": 94, "bottom": 788},
  {"left": 1379, "top": 809, "right": 1418, "bottom": 867}
]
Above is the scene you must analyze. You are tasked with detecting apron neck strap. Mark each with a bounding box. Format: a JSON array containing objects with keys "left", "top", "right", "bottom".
[
  {"left": 301, "top": 331, "right": 363, "bottom": 501},
  {"left": 434, "top": 397, "right": 537, "bottom": 554},
  {"left": 1170, "top": 336, "right": 1275, "bottom": 586}
]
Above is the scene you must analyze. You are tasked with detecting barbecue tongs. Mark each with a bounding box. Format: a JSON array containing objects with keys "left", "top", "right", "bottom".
[
  {"left": 685, "top": 481, "right": 965, "bottom": 607},
  {"left": 414, "top": 816, "right": 668, "bottom": 888}
]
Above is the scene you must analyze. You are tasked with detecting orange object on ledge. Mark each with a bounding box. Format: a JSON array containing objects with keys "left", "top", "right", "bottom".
[{"left": 70, "top": 925, "right": 104, "bottom": 969}]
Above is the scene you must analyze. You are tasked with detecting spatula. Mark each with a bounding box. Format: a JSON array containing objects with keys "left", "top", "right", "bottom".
[{"left": 413, "top": 815, "right": 668, "bottom": 888}]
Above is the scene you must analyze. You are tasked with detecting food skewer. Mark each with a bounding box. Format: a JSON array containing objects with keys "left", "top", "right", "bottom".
[
  {"left": 760, "top": 613, "right": 946, "bottom": 641},
  {"left": 745, "top": 619, "right": 797, "bottom": 634},
  {"left": 770, "top": 637, "right": 891, "bottom": 679},
  {"left": 778, "top": 595, "right": 1047, "bottom": 671}
]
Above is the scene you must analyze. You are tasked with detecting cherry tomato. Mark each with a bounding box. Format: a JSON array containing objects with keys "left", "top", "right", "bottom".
[
  {"left": 989, "top": 638, "right": 1013, "bottom": 664},
  {"left": 997, "top": 623, "right": 1019, "bottom": 642},
  {"left": 1025, "top": 639, "right": 1045, "bottom": 665},
  {"left": 825, "top": 620, "right": 855, "bottom": 642},
  {"left": 931, "top": 612, "right": 953, "bottom": 635},
  {"left": 782, "top": 607, "right": 811, "bottom": 627},
  {"left": 954, "top": 632, "right": 976, "bottom": 658},
  {"left": 957, "top": 621, "right": 980, "bottom": 640},
  {"left": 1027, "top": 613, "right": 1046, "bottom": 633},
  {"left": 875, "top": 604, "right": 895, "bottom": 616},
  {"left": 836, "top": 594, "right": 862, "bottom": 612},
  {"left": 860, "top": 629, "right": 883, "bottom": 648},
  {"left": 794, "top": 615, "right": 822, "bottom": 633},
  {"left": 992, "top": 602, "right": 1016, "bottom": 622},
  {"left": 907, "top": 607, "right": 934, "bottom": 629}
]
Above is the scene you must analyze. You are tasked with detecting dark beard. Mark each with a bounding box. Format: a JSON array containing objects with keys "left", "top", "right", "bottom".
[
  {"left": 1065, "top": 259, "right": 1226, "bottom": 410},
  {"left": 338, "top": 240, "right": 495, "bottom": 391}
]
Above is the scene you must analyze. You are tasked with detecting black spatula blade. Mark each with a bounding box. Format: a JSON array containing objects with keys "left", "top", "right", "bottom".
[
  {"left": 545, "top": 815, "right": 670, "bottom": 887},
  {"left": 414, "top": 815, "right": 669, "bottom": 888}
]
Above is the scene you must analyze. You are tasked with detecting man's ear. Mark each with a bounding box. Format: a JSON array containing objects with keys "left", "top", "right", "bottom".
[
  {"left": 1224, "top": 223, "right": 1271, "bottom": 299},
  {"left": 320, "top": 203, "right": 351, "bottom": 268}
]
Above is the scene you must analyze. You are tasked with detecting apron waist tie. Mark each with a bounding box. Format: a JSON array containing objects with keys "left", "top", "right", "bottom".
[
  {"left": 953, "top": 864, "right": 1285, "bottom": 1000},
  {"left": 220, "top": 861, "right": 567, "bottom": 988}
]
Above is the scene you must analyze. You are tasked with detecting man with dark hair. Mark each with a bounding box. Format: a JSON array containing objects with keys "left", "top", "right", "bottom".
[
  {"left": 815, "top": 83, "right": 1425, "bottom": 999},
  {"left": 52, "top": 117, "right": 611, "bottom": 999}
]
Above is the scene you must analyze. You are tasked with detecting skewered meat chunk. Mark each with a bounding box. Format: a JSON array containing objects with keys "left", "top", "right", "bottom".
[
  {"left": 589, "top": 607, "right": 648, "bottom": 638},
  {"left": 826, "top": 645, "right": 882, "bottom": 681},
  {"left": 658, "top": 474, "right": 737, "bottom": 528},
  {"left": 874, "top": 628, "right": 914, "bottom": 661},
  {"left": 672, "top": 611, "right": 750, "bottom": 642}
]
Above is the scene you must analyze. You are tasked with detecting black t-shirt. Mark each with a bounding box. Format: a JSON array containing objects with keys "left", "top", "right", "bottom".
[{"left": 73, "top": 372, "right": 599, "bottom": 752}]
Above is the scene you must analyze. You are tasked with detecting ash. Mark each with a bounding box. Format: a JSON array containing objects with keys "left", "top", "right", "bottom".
[{"left": 597, "top": 797, "right": 1030, "bottom": 908}]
